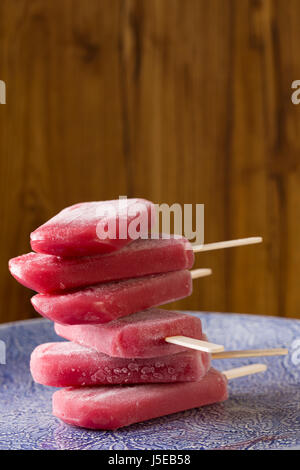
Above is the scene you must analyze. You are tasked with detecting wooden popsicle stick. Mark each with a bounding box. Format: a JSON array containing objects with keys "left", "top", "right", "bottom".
[
  {"left": 212, "top": 347, "right": 288, "bottom": 360},
  {"left": 190, "top": 268, "right": 212, "bottom": 279},
  {"left": 165, "top": 336, "right": 224, "bottom": 353},
  {"left": 193, "top": 236, "right": 263, "bottom": 253},
  {"left": 222, "top": 363, "right": 267, "bottom": 380}
]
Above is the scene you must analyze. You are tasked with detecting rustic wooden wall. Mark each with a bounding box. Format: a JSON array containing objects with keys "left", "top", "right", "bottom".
[{"left": 1, "top": 0, "right": 300, "bottom": 323}]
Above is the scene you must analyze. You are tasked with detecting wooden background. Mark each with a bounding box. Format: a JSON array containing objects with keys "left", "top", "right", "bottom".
[{"left": 1, "top": 0, "right": 300, "bottom": 323}]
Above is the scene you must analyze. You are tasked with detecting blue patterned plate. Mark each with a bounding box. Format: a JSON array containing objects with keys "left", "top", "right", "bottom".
[{"left": 0, "top": 312, "right": 299, "bottom": 450}]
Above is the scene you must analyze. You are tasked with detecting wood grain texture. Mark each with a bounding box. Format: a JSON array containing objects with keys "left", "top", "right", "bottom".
[{"left": 0, "top": 0, "right": 300, "bottom": 323}]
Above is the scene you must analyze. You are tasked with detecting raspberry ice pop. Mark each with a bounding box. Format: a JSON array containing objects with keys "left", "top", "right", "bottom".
[
  {"left": 30, "top": 199, "right": 155, "bottom": 257},
  {"left": 30, "top": 342, "right": 211, "bottom": 387},
  {"left": 31, "top": 270, "right": 193, "bottom": 325},
  {"left": 9, "top": 236, "right": 194, "bottom": 293},
  {"left": 54, "top": 308, "right": 203, "bottom": 358},
  {"left": 52, "top": 367, "right": 228, "bottom": 430}
]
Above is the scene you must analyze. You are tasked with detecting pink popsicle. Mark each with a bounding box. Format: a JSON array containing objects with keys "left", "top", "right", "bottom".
[
  {"left": 31, "top": 270, "right": 192, "bottom": 325},
  {"left": 30, "top": 342, "right": 211, "bottom": 387},
  {"left": 9, "top": 237, "right": 194, "bottom": 293},
  {"left": 52, "top": 368, "right": 228, "bottom": 430},
  {"left": 30, "top": 199, "right": 155, "bottom": 257},
  {"left": 54, "top": 308, "right": 203, "bottom": 358}
]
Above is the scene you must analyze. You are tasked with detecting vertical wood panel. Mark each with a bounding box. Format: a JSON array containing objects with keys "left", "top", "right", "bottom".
[{"left": 0, "top": 0, "right": 300, "bottom": 322}]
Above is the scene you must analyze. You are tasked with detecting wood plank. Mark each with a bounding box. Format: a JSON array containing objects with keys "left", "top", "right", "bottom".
[{"left": 0, "top": 0, "right": 300, "bottom": 322}]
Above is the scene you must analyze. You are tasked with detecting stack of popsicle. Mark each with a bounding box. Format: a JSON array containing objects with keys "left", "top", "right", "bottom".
[{"left": 9, "top": 198, "right": 272, "bottom": 430}]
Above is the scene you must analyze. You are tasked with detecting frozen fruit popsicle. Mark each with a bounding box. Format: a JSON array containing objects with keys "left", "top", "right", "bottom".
[
  {"left": 54, "top": 308, "right": 203, "bottom": 358},
  {"left": 31, "top": 270, "right": 193, "bottom": 325},
  {"left": 30, "top": 341, "right": 211, "bottom": 387},
  {"left": 30, "top": 198, "right": 155, "bottom": 257},
  {"left": 9, "top": 236, "right": 194, "bottom": 293},
  {"left": 52, "top": 367, "right": 228, "bottom": 430}
]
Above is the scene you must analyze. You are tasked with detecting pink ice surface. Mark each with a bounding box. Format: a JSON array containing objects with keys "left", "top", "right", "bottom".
[
  {"left": 54, "top": 308, "right": 203, "bottom": 358},
  {"left": 31, "top": 270, "right": 192, "bottom": 324},
  {"left": 9, "top": 236, "right": 194, "bottom": 293},
  {"left": 30, "top": 341, "right": 211, "bottom": 387},
  {"left": 30, "top": 199, "right": 155, "bottom": 257},
  {"left": 52, "top": 368, "right": 228, "bottom": 430}
]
